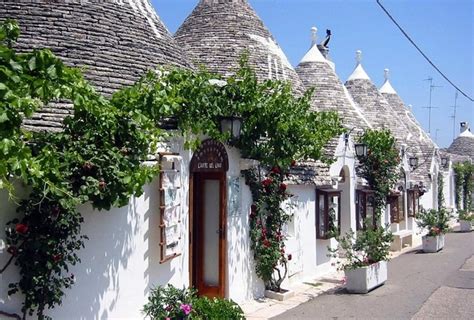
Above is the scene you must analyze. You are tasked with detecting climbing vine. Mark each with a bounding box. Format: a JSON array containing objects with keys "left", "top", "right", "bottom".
[
  {"left": 438, "top": 173, "right": 444, "bottom": 210},
  {"left": 1, "top": 20, "right": 342, "bottom": 318},
  {"left": 356, "top": 129, "right": 401, "bottom": 224},
  {"left": 453, "top": 161, "right": 474, "bottom": 211}
]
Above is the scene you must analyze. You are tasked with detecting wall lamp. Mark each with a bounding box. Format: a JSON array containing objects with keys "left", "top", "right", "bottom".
[
  {"left": 441, "top": 157, "right": 449, "bottom": 168},
  {"left": 409, "top": 157, "right": 419, "bottom": 169},
  {"left": 355, "top": 143, "right": 368, "bottom": 158}
]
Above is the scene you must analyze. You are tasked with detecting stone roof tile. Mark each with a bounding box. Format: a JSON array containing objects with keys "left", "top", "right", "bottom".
[
  {"left": 0, "top": 0, "right": 191, "bottom": 131},
  {"left": 174, "top": 0, "right": 304, "bottom": 93}
]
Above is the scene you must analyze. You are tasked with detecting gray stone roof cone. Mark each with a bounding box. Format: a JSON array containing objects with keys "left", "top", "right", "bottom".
[
  {"left": 174, "top": 0, "right": 304, "bottom": 93},
  {"left": 0, "top": 0, "right": 191, "bottom": 131},
  {"left": 448, "top": 122, "right": 474, "bottom": 161},
  {"left": 296, "top": 27, "right": 372, "bottom": 132},
  {"left": 345, "top": 50, "right": 430, "bottom": 184},
  {"left": 379, "top": 69, "right": 437, "bottom": 185}
]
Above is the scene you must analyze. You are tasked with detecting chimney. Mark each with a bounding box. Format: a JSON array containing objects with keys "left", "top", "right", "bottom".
[{"left": 460, "top": 122, "right": 470, "bottom": 133}]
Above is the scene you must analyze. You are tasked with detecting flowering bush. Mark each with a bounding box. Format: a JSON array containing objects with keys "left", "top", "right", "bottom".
[
  {"left": 328, "top": 226, "right": 393, "bottom": 271},
  {"left": 142, "top": 285, "right": 244, "bottom": 320},
  {"left": 458, "top": 209, "right": 474, "bottom": 222},
  {"left": 244, "top": 167, "right": 293, "bottom": 291},
  {"left": 416, "top": 208, "right": 451, "bottom": 237}
]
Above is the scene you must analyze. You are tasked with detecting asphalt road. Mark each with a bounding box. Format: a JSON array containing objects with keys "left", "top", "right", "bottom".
[{"left": 272, "top": 229, "right": 474, "bottom": 320}]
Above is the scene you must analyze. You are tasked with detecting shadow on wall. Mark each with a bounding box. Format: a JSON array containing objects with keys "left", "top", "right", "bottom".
[
  {"left": 227, "top": 180, "right": 264, "bottom": 302},
  {"left": 143, "top": 177, "right": 180, "bottom": 298},
  {"left": 47, "top": 194, "right": 142, "bottom": 319}
]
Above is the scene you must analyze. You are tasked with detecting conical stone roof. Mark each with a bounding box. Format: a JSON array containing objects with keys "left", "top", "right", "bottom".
[
  {"left": 345, "top": 51, "right": 430, "bottom": 184},
  {"left": 448, "top": 125, "right": 474, "bottom": 161},
  {"left": 296, "top": 28, "right": 372, "bottom": 134},
  {"left": 0, "top": 0, "right": 191, "bottom": 131},
  {"left": 380, "top": 69, "right": 437, "bottom": 185},
  {"left": 174, "top": 0, "right": 304, "bottom": 93},
  {"left": 345, "top": 51, "right": 410, "bottom": 144}
]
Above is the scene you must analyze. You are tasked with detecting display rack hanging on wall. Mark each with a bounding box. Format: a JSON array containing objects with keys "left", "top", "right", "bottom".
[{"left": 159, "top": 152, "right": 183, "bottom": 264}]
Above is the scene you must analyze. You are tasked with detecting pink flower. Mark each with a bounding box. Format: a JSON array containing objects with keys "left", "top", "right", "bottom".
[
  {"left": 180, "top": 304, "right": 192, "bottom": 315},
  {"left": 341, "top": 276, "right": 347, "bottom": 285}
]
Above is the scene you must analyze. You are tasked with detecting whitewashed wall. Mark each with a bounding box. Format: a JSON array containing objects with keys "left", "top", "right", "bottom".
[{"left": 0, "top": 141, "right": 264, "bottom": 318}]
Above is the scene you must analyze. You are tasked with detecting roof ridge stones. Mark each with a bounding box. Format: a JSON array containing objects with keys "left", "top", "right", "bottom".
[
  {"left": 174, "top": 0, "right": 304, "bottom": 94},
  {"left": 1, "top": 0, "right": 191, "bottom": 131}
]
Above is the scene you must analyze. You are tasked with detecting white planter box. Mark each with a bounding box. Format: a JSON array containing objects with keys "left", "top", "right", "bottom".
[
  {"left": 422, "top": 234, "right": 445, "bottom": 253},
  {"left": 345, "top": 260, "right": 388, "bottom": 294},
  {"left": 459, "top": 220, "right": 472, "bottom": 232},
  {"left": 264, "top": 289, "right": 295, "bottom": 301}
]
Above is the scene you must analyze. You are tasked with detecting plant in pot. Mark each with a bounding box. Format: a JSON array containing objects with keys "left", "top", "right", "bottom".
[
  {"left": 458, "top": 209, "right": 473, "bottom": 232},
  {"left": 329, "top": 224, "right": 393, "bottom": 293},
  {"left": 416, "top": 208, "right": 451, "bottom": 253}
]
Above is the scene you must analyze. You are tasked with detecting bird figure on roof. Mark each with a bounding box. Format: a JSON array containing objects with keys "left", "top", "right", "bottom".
[{"left": 320, "top": 29, "right": 331, "bottom": 48}]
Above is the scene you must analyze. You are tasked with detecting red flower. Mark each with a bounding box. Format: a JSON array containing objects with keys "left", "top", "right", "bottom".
[
  {"left": 15, "top": 223, "right": 28, "bottom": 235},
  {"left": 287, "top": 254, "right": 292, "bottom": 261},
  {"left": 7, "top": 246, "right": 18, "bottom": 256},
  {"left": 53, "top": 254, "right": 63, "bottom": 263},
  {"left": 271, "top": 166, "right": 281, "bottom": 174},
  {"left": 263, "top": 239, "right": 271, "bottom": 248},
  {"left": 291, "top": 160, "right": 296, "bottom": 167},
  {"left": 279, "top": 183, "right": 287, "bottom": 192},
  {"left": 251, "top": 204, "right": 257, "bottom": 212},
  {"left": 262, "top": 178, "right": 272, "bottom": 188}
]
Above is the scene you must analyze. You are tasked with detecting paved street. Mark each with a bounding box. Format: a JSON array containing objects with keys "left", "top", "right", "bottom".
[{"left": 272, "top": 230, "right": 474, "bottom": 320}]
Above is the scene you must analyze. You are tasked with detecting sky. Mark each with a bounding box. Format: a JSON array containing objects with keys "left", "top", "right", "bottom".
[{"left": 151, "top": 0, "right": 474, "bottom": 148}]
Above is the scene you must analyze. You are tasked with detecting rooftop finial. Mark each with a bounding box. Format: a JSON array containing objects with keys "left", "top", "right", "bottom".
[
  {"left": 356, "top": 50, "right": 362, "bottom": 64},
  {"left": 384, "top": 68, "right": 390, "bottom": 81},
  {"left": 311, "top": 26, "right": 318, "bottom": 46}
]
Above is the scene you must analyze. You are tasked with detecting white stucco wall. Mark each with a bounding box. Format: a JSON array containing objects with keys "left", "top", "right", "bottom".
[{"left": 0, "top": 141, "right": 265, "bottom": 318}]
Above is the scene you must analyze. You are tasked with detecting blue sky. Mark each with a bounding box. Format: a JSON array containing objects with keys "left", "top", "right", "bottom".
[{"left": 152, "top": 0, "right": 473, "bottom": 148}]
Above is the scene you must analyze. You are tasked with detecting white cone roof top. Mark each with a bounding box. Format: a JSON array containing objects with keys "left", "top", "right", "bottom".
[
  {"left": 347, "top": 50, "right": 370, "bottom": 81},
  {"left": 460, "top": 129, "right": 474, "bottom": 138},
  {"left": 299, "top": 27, "right": 328, "bottom": 64},
  {"left": 379, "top": 68, "right": 397, "bottom": 94}
]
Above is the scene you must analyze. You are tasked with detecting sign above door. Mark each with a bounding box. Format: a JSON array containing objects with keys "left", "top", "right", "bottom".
[{"left": 191, "top": 139, "right": 229, "bottom": 173}]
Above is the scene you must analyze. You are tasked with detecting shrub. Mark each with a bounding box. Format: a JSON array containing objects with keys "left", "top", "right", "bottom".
[
  {"left": 458, "top": 209, "right": 474, "bottom": 222},
  {"left": 416, "top": 208, "right": 451, "bottom": 236},
  {"left": 192, "top": 296, "right": 244, "bottom": 320},
  {"left": 329, "top": 226, "right": 393, "bottom": 271},
  {"left": 143, "top": 285, "right": 195, "bottom": 320},
  {"left": 143, "top": 285, "right": 244, "bottom": 320}
]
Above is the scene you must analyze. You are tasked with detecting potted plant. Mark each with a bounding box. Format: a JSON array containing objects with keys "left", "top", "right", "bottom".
[
  {"left": 329, "top": 226, "right": 393, "bottom": 293},
  {"left": 458, "top": 210, "right": 473, "bottom": 232},
  {"left": 416, "top": 208, "right": 451, "bottom": 253}
]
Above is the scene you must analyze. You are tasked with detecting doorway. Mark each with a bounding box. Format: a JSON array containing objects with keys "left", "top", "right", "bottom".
[{"left": 189, "top": 139, "right": 228, "bottom": 298}]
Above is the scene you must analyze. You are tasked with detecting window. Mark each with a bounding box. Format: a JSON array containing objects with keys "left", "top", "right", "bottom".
[
  {"left": 407, "top": 189, "right": 420, "bottom": 217},
  {"left": 356, "top": 190, "right": 377, "bottom": 230},
  {"left": 388, "top": 194, "right": 405, "bottom": 223},
  {"left": 316, "top": 190, "right": 341, "bottom": 239}
]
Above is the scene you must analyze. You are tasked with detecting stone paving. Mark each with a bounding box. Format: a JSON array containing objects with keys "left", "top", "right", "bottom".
[{"left": 242, "top": 242, "right": 415, "bottom": 319}]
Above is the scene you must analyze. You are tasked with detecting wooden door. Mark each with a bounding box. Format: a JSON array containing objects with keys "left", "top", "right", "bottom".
[{"left": 192, "top": 172, "right": 226, "bottom": 298}]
